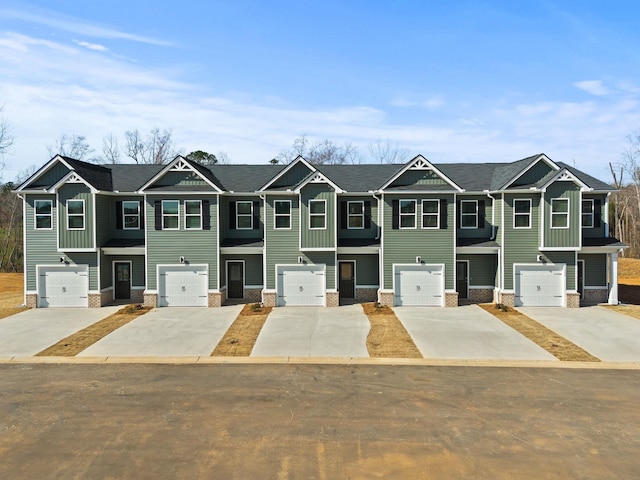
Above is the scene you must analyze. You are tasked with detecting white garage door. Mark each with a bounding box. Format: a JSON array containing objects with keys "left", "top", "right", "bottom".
[
  {"left": 515, "top": 264, "right": 565, "bottom": 307},
  {"left": 277, "top": 265, "right": 325, "bottom": 306},
  {"left": 394, "top": 264, "right": 444, "bottom": 306},
  {"left": 158, "top": 265, "right": 208, "bottom": 307},
  {"left": 38, "top": 265, "right": 89, "bottom": 308}
]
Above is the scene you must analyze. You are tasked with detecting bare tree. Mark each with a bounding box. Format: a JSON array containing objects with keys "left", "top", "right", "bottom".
[
  {"left": 47, "top": 134, "right": 95, "bottom": 161},
  {"left": 0, "top": 105, "right": 15, "bottom": 178},
  {"left": 277, "top": 135, "right": 361, "bottom": 165},
  {"left": 216, "top": 151, "right": 231, "bottom": 165},
  {"left": 101, "top": 133, "right": 121, "bottom": 164},
  {"left": 125, "top": 128, "right": 180, "bottom": 165},
  {"left": 368, "top": 138, "right": 410, "bottom": 164}
]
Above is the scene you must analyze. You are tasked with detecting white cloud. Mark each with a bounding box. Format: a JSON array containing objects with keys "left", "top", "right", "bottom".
[
  {"left": 390, "top": 95, "right": 445, "bottom": 109},
  {"left": 574, "top": 80, "right": 610, "bottom": 96},
  {"left": 74, "top": 40, "right": 108, "bottom": 52}
]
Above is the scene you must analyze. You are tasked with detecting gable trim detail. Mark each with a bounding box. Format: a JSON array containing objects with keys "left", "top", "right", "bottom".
[
  {"left": 379, "top": 155, "right": 464, "bottom": 192},
  {"left": 259, "top": 156, "right": 316, "bottom": 191},
  {"left": 540, "top": 168, "right": 591, "bottom": 191},
  {"left": 500, "top": 154, "right": 560, "bottom": 190},
  {"left": 138, "top": 156, "right": 223, "bottom": 193}
]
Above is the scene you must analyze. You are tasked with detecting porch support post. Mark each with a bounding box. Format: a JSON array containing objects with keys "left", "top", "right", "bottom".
[{"left": 608, "top": 251, "right": 619, "bottom": 305}]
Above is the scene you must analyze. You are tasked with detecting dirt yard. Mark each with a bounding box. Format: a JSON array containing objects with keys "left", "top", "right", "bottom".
[
  {"left": 0, "top": 273, "right": 28, "bottom": 320},
  {"left": 362, "top": 303, "right": 422, "bottom": 358},
  {"left": 211, "top": 303, "right": 272, "bottom": 356}
]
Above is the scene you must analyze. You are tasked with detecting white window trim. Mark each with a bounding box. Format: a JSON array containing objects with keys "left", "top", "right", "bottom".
[
  {"left": 582, "top": 198, "right": 594, "bottom": 229},
  {"left": 236, "top": 201, "right": 253, "bottom": 230},
  {"left": 184, "top": 200, "right": 203, "bottom": 230},
  {"left": 347, "top": 201, "right": 365, "bottom": 230},
  {"left": 421, "top": 199, "right": 440, "bottom": 229},
  {"left": 274, "top": 200, "right": 292, "bottom": 230},
  {"left": 122, "top": 200, "right": 140, "bottom": 230},
  {"left": 67, "top": 199, "right": 85, "bottom": 231},
  {"left": 162, "top": 200, "right": 180, "bottom": 230},
  {"left": 399, "top": 199, "right": 417, "bottom": 229},
  {"left": 551, "top": 198, "right": 570, "bottom": 229},
  {"left": 34, "top": 199, "right": 53, "bottom": 230},
  {"left": 513, "top": 199, "right": 532, "bottom": 229},
  {"left": 460, "top": 200, "right": 478, "bottom": 229},
  {"left": 309, "top": 199, "right": 327, "bottom": 230}
]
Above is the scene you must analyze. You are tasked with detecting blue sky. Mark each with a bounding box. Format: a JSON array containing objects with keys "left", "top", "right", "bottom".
[{"left": 1, "top": 0, "right": 639, "bottom": 182}]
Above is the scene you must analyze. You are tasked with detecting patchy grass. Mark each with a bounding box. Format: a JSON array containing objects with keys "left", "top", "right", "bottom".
[
  {"left": 0, "top": 273, "right": 28, "bottom": 320},
  {"left": 606, "top": 304, "right": 640, "bottom": 320},
  {"left": 211, "top": 303, "right": 272, "bottom": 356},
  {"left": 479, "top": 303, "right": 599, "bottom": 362},
  {"left": 36, "top": 304, "right": 151, "bottom": 356},
  {"left": 362, "top": 302, "right": 422, "bottom": 358}
]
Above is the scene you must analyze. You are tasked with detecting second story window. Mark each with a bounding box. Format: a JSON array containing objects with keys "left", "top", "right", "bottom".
[
  {"left": 34, "top": 200, "right": 52, "bottom": 230},
  {"left": 513, "top": 199, "right": 531, "bottom": 228},
  {"left": 309, "top": 200, "right": 326, "bottom": 229},
  {"left": 236, "top": 201, "right": 253, "bottom": 229},
  {"left": 347, "top": 201, "right": 364, "bottom": 229},
  {"left": 421, "top": 199, "right": 439, "bottom": 229},
  {"left": 67, "top": 199, "right": 85, "bottom": 230},
  {"left": 460, "top": 200, "right": 478, "bottom": 229},
  {"left": 582, "top": 199, "right": 594, "bottom": 228},
  {"left": 162, "top": 200, "right": 179, "bottom": 230},
  {"left": 185, "top": 200, "right": 202, "bottom": 229},
  {"left": 400, "top": 199, "right": 416, "bottom": 229},
  {"left": 123, "top": 201, "right": 140, "bottom": 229},
  {"left": 274, "top": 200, "right": 291, "bottom": 229},
  {"left": 551, "top": 198, "right": 569, "bottom": 229}
]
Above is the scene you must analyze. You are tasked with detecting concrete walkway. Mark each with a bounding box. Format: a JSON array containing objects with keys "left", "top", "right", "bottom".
[
  {"left": 79, "top": 305, "right": 243, "bottom": 357},
  {"left": 0, "top": 306, "right": 121, "bottom": 356},
  {"left": 518, "top": 306, "right": 640, "bottom": 362},
  {"left": 251, "top": 305, "right": 370, "bottom": 357},
  {"left": 394, "top": 305, "right": 557, "bottom": 361}
]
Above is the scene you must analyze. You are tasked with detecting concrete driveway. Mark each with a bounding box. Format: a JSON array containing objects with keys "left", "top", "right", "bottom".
[
  {"left": 79, "top": 305, "right": 243, "bottom": 357},
  {"left": 394, "top": 305, "right": 557, "bottom": 361},
  {"left": 0, "top": 306, "right": 122, "bottom": 357},
  {"left": 251, "top": 305, "right": 370, "bottom": 357},
  {"left": 518, "top": 306, "right": 640, "bottom": 362}
]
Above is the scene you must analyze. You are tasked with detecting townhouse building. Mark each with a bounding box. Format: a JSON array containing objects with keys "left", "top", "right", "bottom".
[{"left": 16, "top": 153, "right": 625, "bottom": 309}]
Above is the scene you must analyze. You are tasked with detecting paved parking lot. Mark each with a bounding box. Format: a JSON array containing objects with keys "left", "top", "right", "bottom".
[
  {"left": 79, "top": 305, "right": 242, "bottom": 357},
  {"left": 0, "top": 306, "right": 121, "bottom": 356},
  {"left": 394, "top": 305, "right": 557, "bottom": 361},
  {"left": 251, "top": 304, "right": 370, "bottom": 357},
  {"left": 519, "top": 306, "right": 640, "bottom": 362}
]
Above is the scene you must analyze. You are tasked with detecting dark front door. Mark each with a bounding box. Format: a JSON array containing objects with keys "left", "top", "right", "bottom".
[
  {"left": 578, "top": 260, "right": 584, "bottom": 299},
  {"left": 339, "top": 262, "right": 355, "bottom": 299},
  {"left": 456, "top": 261, "right": 468, "bottom": 299},
  {"left": 228, "top": 262, "right": 244, "bottom": 299},
  {"left": 114, "top": 262, "right": 131, "bottom": 300}
]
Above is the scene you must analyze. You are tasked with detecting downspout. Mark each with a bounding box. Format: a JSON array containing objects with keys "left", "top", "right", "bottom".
[
  {"left": 372, "top": 190, "right": 383, "bottom": 295},
  {"left": 259, "top": 193, "right": 267, "bottom": 306},
  {"left": 17, "top": 193, "right": 27, "bottom": 306},
  {"left": 484, "top": 191, "right": 500, "bottom": 299},
  {"left": 372, "top": 191, "right": 382, "bottom": 240}
]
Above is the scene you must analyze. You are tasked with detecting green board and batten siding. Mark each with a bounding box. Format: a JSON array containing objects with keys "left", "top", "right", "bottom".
[
  {"left": 145, "top": 195, "right": 219, "bottom": 290},
  {"left": 543, "top": 182, "right": 580, "bottom": 249},
  {"left": 57, "top": 183, "right": 94, "bottom": 250},
  {"left": 502, "top": 194, "right": 541, "bottom": 290},
  {"left": 300, "top": 184, "right": 335, "bottom": 250},
  {"left": 382, "top": 194, "right": 455, "bottom": 290}
]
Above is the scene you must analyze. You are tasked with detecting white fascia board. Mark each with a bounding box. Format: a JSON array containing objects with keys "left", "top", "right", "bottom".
[
  {"left": 293, "top": 171, "right": 344, "bottom": 194},
  {"left": 48, "top": 171, "right": 98, "bottom": 194},
  {"left": 500, "top": 154, "right": 560, "bottom": 190},
  {"left": 539, "top": 168, "right": 591, "bottom": 191},
  {"left": 138, "top": 156, "right": 223, "bottom": 193},
  {"left": 379, "top": 154, "right": 464, "bottom": 192},
  {"left": 259, "top": 156, "right": 316, "bottom": 191},
  {"left": 15, "top": 155, "right": 72, "bottom": 191}
]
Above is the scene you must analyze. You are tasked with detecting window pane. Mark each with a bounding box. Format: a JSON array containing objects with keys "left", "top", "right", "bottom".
[
  {"left": 423, "top": 216, "right": 438, "bottom": 228},
  {"left": 310, "top": 201, "right": 325, "bottom": 214},
  {"left": 461, "top": 202, "right": 476, "bottom": 213},
  {"left": 461, "top": 215, "right": 476, "bottom": 228},
  {"left": 275, "top": 216, "right": 290, "bottom": 229},
  {"left": 582, "top": 201, "right": 593, "bottom": 214},
  {"left": 515, "top": 215, "right": 530, "bottom": 228},
  {"left": 68, "top": 200, "right": 83, "bottom": 214},
  {"left": 348, "top": 202, "right": 363, "bottom": 214},
  {"left": 237, "top": 216, "right": 252, "bottom": 229},
  {"left": 400, "top": 216, "right": 415, "bottom": 228},
  {"left": 582, "top": 214, "right": 593, "bottom": 228},
  {"left": 185, "top": 201, "right": 201, "bottom": 215},
  {"left": 552, "top": 215, "right": 568, "bottom": 228},
  {"left": 124, "top": 216, "right": 139, "bottom": 229},
  {"left": 514, "top": 201, "right": 529, "bottom": 214},
  {"left": 348, "top": 216, "right": 363, "bottom": 228},
  {"left": 275, "top": 202, "right": 290, "bottom": 215},
  {"left": 123, "top": 202, "right": 139, "bottom": 215},
  {"left": 163, "top": 216, "right": 178, "bottom": 229},
  {"left": 400, "top": 201, "right": 415, "bottom": 214},
  {"left": 163, "top": 201, "right": 179, "bottom": 214},
  {"left": 68, "top": 216, "right": 84, "bottom": 229},
  {"left": 36, "top": 216, "right": 52, "bottom": 229},
  {"left": 423, "top": 201, "right": 438, "bottom": 214},
  {"left": 237, "top": 202, "right": 252, "bottom": 214},
  {"left": 310, "top": 216, "right": 325, "bottom": 229},
  {"left": 35, "top": 201, "right": 51, "bottom": 214},
  {"left": 553, "top": 200, "right": 568, "bottom": 213},
  {"left": 185, "top": 216, "right": 201, "bottom": 229}
]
